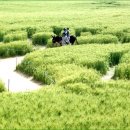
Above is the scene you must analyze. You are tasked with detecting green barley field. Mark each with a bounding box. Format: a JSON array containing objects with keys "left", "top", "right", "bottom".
[{"left": 0, "top": 0, "right": 130, "bottom": 129}]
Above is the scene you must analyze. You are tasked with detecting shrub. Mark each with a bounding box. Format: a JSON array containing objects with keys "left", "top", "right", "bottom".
[
  {"left": 80, "top": 32, "right": 92, "bottom": 36},
  {"left": 46, "top": 41, "right": 53, "bottom": 48},
  {"left": 123, "top": 28, "right": 130, "bottom": 33},
  {"left": 114, "top": 51, "right": 130, "bottom": 79},
  {"left": 114, "top": 63, "right": 130, "bottom": 80},
  {"left": 0, "top": 31, "right": 5, "bottom": 42},
  {"left": 120, "top": 51, "right": 130, "bottom": 63},
  {"left": 17, "top": 44, "right": 109, "bottom": 85},
  {"left": 52, "top": 26, "right": 62, "bottom": 36},
  {"left": 78, "top": 34, "right": 118, "bottom": 44},
  {"left": 17, "top": 44, "right": 130, "bottom": 85},
  {"left": 109, "top": 51, "right": 124, "bottom": 66},
  {"left": 3, "top": 32, "right": 27, "bottom": 43},
  {"left": 32, "top": 33, "right": 50, "bottom": 45},
  {"left": 0, "top": 41, "right": 33, "bottom": 58},
  {"left": 61, "top": 83, "right": 90, "bottom": 94},
  {"left": 75, "top": 28, "right": 82, "bottom": 37},
  {"left": 0, "top": 80, "right": 5, "bottom": 92},
  {"left": 16, "top": 54, "right": 45, "bottom": 76},
  {"left": 33, "top": 64, "right": 100, "bottom": 85},
  {"left": 26, "top": 27, "right": 36, "bottom": 38},
  {"left": 80, "top": 59, "right": 108, "bottom": 74},
  {"left": 82, "top": 27, "right": 102, "bottom": 35},
  {"left": 75, "top": 27, "right": 102, "bottom": 37},
  {"left": 122, "top": 33, "right": 130, "bottom": 43},
  {"left": 46, "top": 38, "right": 53, "bottom": 48},
  {"left": 59, "top": 69, "right": 100, "bottom": 87},
  {"left": 103, "top": 29, "right": 125, "bottom": 42},
  {"left": 115, "top": 31, "right": 125, "bottom": 42},
  {"left": 33, "top": 65, "right": 55, "bottom": 85}
]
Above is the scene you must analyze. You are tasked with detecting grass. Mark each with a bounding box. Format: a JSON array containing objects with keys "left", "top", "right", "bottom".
[
  {"left": 0, "top": 0, "right": 130, "bottom": 45},
  {"left": 0, "top": 0, "right": 130, "bottom": 129},
  {"left": 0, "top": 31, "right": 5, "bottom": 42},
  {"left": 114, "top": 51, "right": 130, "bottom": 79},
  {"left": 26, "top": 27, "right": 36, "bottom": 38},
  {"left": 32, "top": 32, "right": 51, "bottom": 45},
  {"left": 3, "top": 32, "right": 27, "bottom": 43},
  {"left": 78, "top": 34, "right": 118, "bottom": 44},
  {"left": 15, "top": 43, "right": 130, "bottom": 129},
  {"left": 0, "top": 0, "right": 130, "bottom": 37},
  {"left": 17, "top": 44, "right": 130, "bottom": 84},
  {"left": 0, "top": 80, "right": 130, "bottom": 129},
  {"left": 0, "top": 41, "right": 33, "bottom": 58}
]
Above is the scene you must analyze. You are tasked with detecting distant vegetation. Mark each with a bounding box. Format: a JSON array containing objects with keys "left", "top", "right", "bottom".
[
  {"left": 0, "top": 0, "right": 130, "bottom": 129},
  {"left": 0, "top": 0, "right": 130, "bottom": 46}
]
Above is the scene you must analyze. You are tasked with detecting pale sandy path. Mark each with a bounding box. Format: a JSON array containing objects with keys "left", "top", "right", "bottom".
[
  {"left": 0, "top": 56, "right": 41, "bottom": 93},
  {"left": 101, "top": 66, "right": 115, "bottom": 81}
]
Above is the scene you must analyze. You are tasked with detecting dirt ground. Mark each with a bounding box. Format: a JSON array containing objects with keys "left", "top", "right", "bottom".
[{"left": 0, "top": 56, "right": 41, "bottom": 92}]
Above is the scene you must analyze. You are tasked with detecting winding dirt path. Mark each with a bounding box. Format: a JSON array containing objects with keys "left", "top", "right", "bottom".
[
  {"left": 0, "top": 56, "right": 41, "bottom": 93},
  {"left": 0, "top": 44, "right": 115, "bottom": 92},
  {"left": 101, "top": 66, "right": 115, "bottom": 81}
]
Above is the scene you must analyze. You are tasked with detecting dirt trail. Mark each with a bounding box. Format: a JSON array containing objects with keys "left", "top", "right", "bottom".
[
  {"left": 101, "top": 67, "right": 115, "bottom": 81},
  {"left": 0, "top": 56, "right": 41, "bottom": 93}
]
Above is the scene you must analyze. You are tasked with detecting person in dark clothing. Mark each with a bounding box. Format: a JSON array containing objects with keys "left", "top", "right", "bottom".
[
  {"left": 66, "top": 28, "right": 70, "bottom": 38},
  {"left": 62, "top": 28, "right": 70, "bottom": 45}
]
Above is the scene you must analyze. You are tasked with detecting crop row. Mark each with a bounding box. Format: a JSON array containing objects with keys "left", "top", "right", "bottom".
[
  {"left": 0, "top": 79, "right": 130, "bottom": 129},
  {"left": 17, "top": 44, "right": 130, "bottom": 85},
  {"left": 114, "top": 51, "right": 130, "bottom": 80},
  {"left": 0, "top": 26, "right": 130, "bottom": 46},
  {"left": 0, "top": 41, "right": 33, "bottom": 58}
]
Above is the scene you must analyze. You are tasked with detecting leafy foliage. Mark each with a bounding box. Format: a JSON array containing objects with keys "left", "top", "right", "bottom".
[
  {"left": 0, "top": 31, "right": 5, "bottom": 42},
  {"left": 0, "top": 80, "right": 130, "bottom": 129},
  {"left": 52, "top": 26, "right": 63, "bottom": 36},
  {"left": 3, "top": 32, "right": 27, "bottom": 43},
  {"left": 26, "top": 27, "right": 36, "bottom": 38},
  {"left": 122, "top": 33, "right": 130, "bottom": 43},
  {"left": 78, "top": 34, "right": 118, "bottom": 44},
  {"left": 0, "top": 41, "right": 33, "bottom": 58},
  {"left": 114, "top": 51, "right": 130, "bottom": 79},
  {"left": 115, "top": 63, "right": 130, "bottom": 79},
  {"left": 0, "top": 0, "right": 130, "bottom": 129},
  {"left": 75, "top": 27, "right": 101, "bottom": 37},
  {"left": 17, "top": 44, "right": 130, "bottom": 85},
  {"left": 32, "top": 33, "right": 50, "bottom": 45}
]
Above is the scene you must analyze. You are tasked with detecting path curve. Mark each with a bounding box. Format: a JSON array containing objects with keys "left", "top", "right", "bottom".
[
  {"left": 101, "top": 66, "right": 115, "bottom": 81},
  {"left": 0, "top": 56, "right": 41, "bottom": 93}
]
